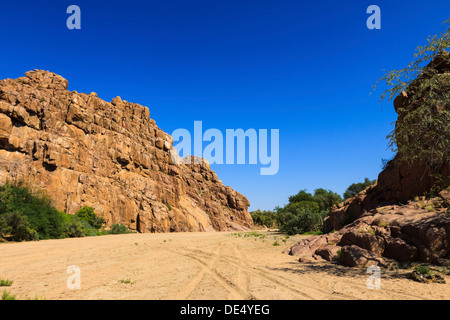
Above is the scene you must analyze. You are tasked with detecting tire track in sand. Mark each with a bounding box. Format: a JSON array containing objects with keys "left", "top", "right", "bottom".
[
  {"left": 181, "top": 246, "right": 353, "bottom": 300},
  {"left": 219, "top": 246, "right": 429, "bottom": 300},
  {"left": 172, "top": 242, "right": 250, "bottom": 300},
  {"left": 172, "top": 244, "right": 319, "bottom": 300}
]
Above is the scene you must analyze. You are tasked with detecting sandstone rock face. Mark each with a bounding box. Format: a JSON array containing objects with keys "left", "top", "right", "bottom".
[{"left": 0, "top": 70, "right": 253, "bottom": 232}]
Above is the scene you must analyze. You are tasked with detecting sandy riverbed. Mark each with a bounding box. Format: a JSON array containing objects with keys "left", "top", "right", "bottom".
[{"left": 0, "top": 230, "right": 448, "bottom": 300}]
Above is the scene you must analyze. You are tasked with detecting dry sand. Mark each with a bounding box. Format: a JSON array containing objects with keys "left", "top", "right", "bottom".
[{"left": 0, "top": 230, "right": 448, "bottom": 300}]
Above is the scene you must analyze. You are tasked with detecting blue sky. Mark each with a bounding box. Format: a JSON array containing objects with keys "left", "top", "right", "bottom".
[{"left": 1, "top": 1, "right": 449, "bottom": 211}]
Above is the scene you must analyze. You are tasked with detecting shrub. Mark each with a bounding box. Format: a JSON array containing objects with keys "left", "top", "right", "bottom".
[
  {"left": 276, "top": 208, "right": 328, "bottom": 235},
  {"left": 414, "top": 264, "right": 433, "bottom": 276},
  {"left": 312, "top": 188, "right": 343, "bottom": 212},
  {"left": 0, "top": 211, "right": 37, "bottom": 241},
  {"left": 275, "top": 188, "right": 341, "bottom": 235},
  {"left": 0, "top": 181, "right": 107, "bottom": 241},
  {"left": 343, "top": 178, "right": 376, "bottom": 200},
  {"left": 63, "top": 216, "right": 90, "bottom": 238},
  {"left": 2, "top": 290, "right": 16, "bottom": 300},
  {"left": 75, "top": 206, "right": 105, "bottom": 230},
  {"left": 109, "top": 223, "right": 132, "bottom": 234},
  {"left": 250, "top": 209, "right": 277, "bottom": 228},
  {"left": 118, "top": 278, "right": 135, "bottom": 284},
  {"left": 0, "top": 181, "right": 65, "bottom": 240},
  {"left": 0, "top": 279, "right": 13, "bottom": 287}
]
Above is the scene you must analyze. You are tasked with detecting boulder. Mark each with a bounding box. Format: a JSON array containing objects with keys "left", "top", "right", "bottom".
[
  {"left": 314, "top": 245, "right": 341, "bottom": 262},
  {"left": 338, "top": 245, "right": 387, "bottom": 268}
]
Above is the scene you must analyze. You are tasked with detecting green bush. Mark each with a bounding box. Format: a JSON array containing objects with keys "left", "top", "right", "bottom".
[
  {"left": 0, "top": 181, "right": 108, "bottom": 241},
  {"left": 64, "top": 218, "right": 87, "bottom": 238},
  {"left": 0, "top": 211, "right": 38, "bottom": 241},
  {"left": 311, "top": 188, "right": 343, "bottom": 212},
  {"left": 109, "top": 223, "right": 132, "bottom": 234},
  {"left": 0, "top": 279, "right": 13, "bottom": 287},
  {"left": 343, "top": 178, "right": 377, "bottom": 200},
  {"left": 276, "top": 208, "right": 328, "bottom": 235},
  {"left": 414, "top": 264, "right": 433, "bottom": 276},
  {"left": 275, "top": 188, "right": 341, "bottom": 235},
  {"left": 63, "top": 215, "right": 100, "bottom": 238},
  {"left": 1, "top": 290, "right": 16, "bottom": 300},
  {"left": 75, "top": 206, "right": 105, "bottom": 230},
  {"left": 0, "top": 181, "right": 65, "bottom": 240},
  {"left": 250, "top": 209, "right": 277, "bottom": 228}
]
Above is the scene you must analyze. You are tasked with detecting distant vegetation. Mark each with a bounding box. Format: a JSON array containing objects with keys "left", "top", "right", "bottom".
[
  {"left": 275, "top": 189, "right": 342, "bottom": 235},
  {"left": 251, "top": 179, "right": 378, "bottom": 235},
  {"left": 250, "top": 210, "right": 277, "bottom": 228},
  {"left": 109, "top": 223, "right": 133, "bottom": 235},
  {"left": 343, "top": 178, "right": 376, "bottom": 200},
  {"left": 0, "top": 181, "right": 132, "bottom": 242},
  {"left": 251, "top": 188, "right": 342, "bottom": 235}
]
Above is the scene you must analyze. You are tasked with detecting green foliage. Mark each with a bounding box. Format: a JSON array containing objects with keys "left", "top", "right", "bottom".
[
  {"left": 0, "top": 181, "right": 65, "bottom": 240},
  {"left": 288, "top": 190, "right": 314, "bottom": 204},
  {"left": 312, "top": 188, "right": 343, "bottom": 211},
  {"left": 0, "top": 181, "right": 108, "bottom": 241},
  {"left": 414, "top": 264, "right": 433, "bottom": 276},
  {"left": 250, "top": 209, "right": 277, "bottom": 228},
  {"left": 373, "top": 17, "right": 450, "bottom": 170},
  {"left": 63, "top": 215, "right": 99, "bottom": 238},
  {"left": 118, "top": 278, "right": 135, "bottom": 284},
  {"left": 0, "top": 279, "right": 13, "bottom": 287},
  {"left": 231, "top": 231, "right": 266, "bottom": 239},
  {"left": 75, "top": 206, "right": 105, "bottom": 230},
  {"left": 276, "top": 208, "right": 328, "bottom": 235},
  {"left": 343, "top": 178, "right": 377, "bottom": 200},
  {"left": 0, "top": 211, "right": 37, "bottom": 241},
  {"left": 109, "top": 223, "right": 132, "bottom": 234},
  {"left": 63, "top": 217, "right": 88, "bottom": 238},
  {"left": 1, "top": 290, "right": 16, "bottom": 300},
  {"left": 275, "top": 188, "right": 342, "bottom": 235}
]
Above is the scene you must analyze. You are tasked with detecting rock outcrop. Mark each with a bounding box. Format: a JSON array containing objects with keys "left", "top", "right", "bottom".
[
  {"left": 323, "top": 53, "right": 450, "bottom": 234},
  {"left": 0, "top": 70, "right": 253, "bottom": 232},
  {"left": 289, "top": 54, "right": 450, "bottom": 267},
  {"left": 289, "top": 191, "right": 450, "bottom": 267}
]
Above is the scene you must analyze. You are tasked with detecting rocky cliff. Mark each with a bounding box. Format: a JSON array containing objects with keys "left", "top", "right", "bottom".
[
  {"left": 0, "top": 70, "right": 253, "bottom": 232},
  {"left": 289, "top": 55, "right": 450, "bottom": 267},
  {"left": 323, "top": 53, "right": 450, "bottom": 234}
]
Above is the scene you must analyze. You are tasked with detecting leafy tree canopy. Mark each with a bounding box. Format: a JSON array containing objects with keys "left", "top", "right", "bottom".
[{"left": 343, "top": 178, "right": 376, "bottom": 200}]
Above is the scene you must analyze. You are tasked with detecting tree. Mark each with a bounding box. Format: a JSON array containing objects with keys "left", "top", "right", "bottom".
[
  {"left": 75, "top": 206, "right": 105, "bottom": 230},
  {"left": 373, "top": 18, "right": 450, "bottom": 170},
  {"left": 288, "top": 189, "right": 315, "bottom": 204},
  {"left": 110, "top": 223, "right": 132, "bottom": 234},
  {"left": 0, "top": 211, "right": 37, "bottom": 241},
  {"left": 0, "top": 181, "right": 65, "bottom": 239},
  {"left": 313, "top": 188, "right": 343, "bottom": 211},
  {"left": 275, "top": 188, "right": 342, "bottom": 235},
  {"left": 250, "top": 209, "right": 277, "bottom": 228},
  {"left": 343, "top": 178, "right": 376, "bottom": 200}
]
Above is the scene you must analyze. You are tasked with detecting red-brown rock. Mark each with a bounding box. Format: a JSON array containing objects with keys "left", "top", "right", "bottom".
[{"left": 0, "top": 70, "right": 254, "bottom": 233}]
